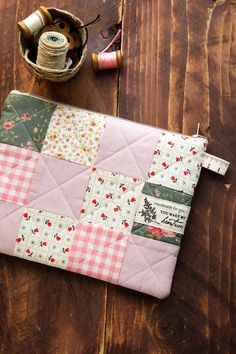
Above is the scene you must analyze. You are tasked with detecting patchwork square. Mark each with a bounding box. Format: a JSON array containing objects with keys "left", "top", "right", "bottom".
[
  {"left": 13, "top": 208, "right": 77, "bottom": 269},
  {"left": 148, "top": 131, "right": 207, "bottom": 195},
  {"left": 118, "top": 234, "right": 180, "bottom": 299},
  {"left": 0, "top": 144, "right": 38, "bottom": 205},
  {"left": 41, "top": 105, "right": 107, "bottom": 166},
  {"left": 67, "top": 222, "right": 130, "bottom": 283},
  {"left": 27, "top": 154, "right": 90, "bottom": 220},
  {"left": 80, "top": 168, "right": 144, "bottom": 232},
  {"left": 0, "top": 92, "right": 56, "bottom": 151},
  {"left": 95, "top": 116, "right": 161, "bottom": 180}
]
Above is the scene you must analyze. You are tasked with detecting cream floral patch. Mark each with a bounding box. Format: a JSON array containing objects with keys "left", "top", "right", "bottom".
[
  {"left": 41, "top": 105, "right": 107, "bottom": 166},
  {"left": 80, "top": 168, "right": 144, "bottom": 233},
  {"left": 14, "top": 208, "right": 77, "bottom": 269},
  {"left": 148, "top": 131, "right": 207, "bottom": 195}
]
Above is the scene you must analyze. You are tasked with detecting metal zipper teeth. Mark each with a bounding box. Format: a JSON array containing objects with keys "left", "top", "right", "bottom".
[{"left": 11, "top": 90, "right": 207, "bottom": 141}]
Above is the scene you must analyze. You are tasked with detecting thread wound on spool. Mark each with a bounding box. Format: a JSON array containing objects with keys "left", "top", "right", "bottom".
[
  {"left": 91, "top": 29, "right": 123, "bottom": 71},
  {"left": 92, "top": 50, "right": 123, "bottom": 71},
  {"left": 39, "top": 6, "right": 53, "bottom": 24},
  {"left": 36, "top": 31, "right": 69, "bottom": 70},
  {"left": 41, "top": 24, "right": 76, "bottom": 50},
  {"left": 18, "top": 6, "right": 53, "bottom": 38}
]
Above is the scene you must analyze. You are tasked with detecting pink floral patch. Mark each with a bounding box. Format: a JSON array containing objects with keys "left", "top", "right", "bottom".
[
  {"left": 41, "top": 104, "right": 107, "bottom": 166},
  {"left": 3, "top": 121, "right": 15, "bottom": 130},
  {"left": 147, "top": 226, "right": 176, "bottom": 237},
  {"left": 20, "top": 113, "right": 31, "bottom": 121}
]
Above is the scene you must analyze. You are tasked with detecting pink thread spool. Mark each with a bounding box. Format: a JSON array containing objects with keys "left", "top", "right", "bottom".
[
  {"left": 92, "top": 29, "right": 123, "bottom": 71},
  {"left": 92, "top": 50, "right": 123, "bottom": 71}
]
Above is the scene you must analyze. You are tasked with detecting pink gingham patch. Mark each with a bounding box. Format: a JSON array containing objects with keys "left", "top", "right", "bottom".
[
  {"left": 67, "top": 222, "right": 130, "bottom": 284},
  {"left": 0, "top": 144, "right": 38, "bottom": 205}
]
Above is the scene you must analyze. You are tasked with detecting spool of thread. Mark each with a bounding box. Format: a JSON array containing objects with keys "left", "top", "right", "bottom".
[
  {"left": 36, "top": 31, "right": 69, "bottom": 70},
  {"left": 41, "top": 24, "right": 75, "bottom": 50},
  {"left": 18, "top": 6, "right": 53, "bottom": 39},
  {"left": 92, "top": 50, "right": 123, "bottom": 71}
]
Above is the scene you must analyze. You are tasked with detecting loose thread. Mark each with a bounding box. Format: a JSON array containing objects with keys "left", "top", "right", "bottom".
[
  {"left": 101, "top": 29, "right": 121, "bottom": 53},
  {"left": 91, "top": 29, "right": 123, "bottom": 71}
]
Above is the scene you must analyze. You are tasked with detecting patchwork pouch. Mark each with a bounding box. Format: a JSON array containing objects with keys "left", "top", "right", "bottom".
[{"left": 0, "top": 90, "right": 229, "bottom": 298}]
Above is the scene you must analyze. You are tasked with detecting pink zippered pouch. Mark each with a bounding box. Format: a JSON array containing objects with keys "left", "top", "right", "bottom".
[{"left": 0, "top": 90, "right": 229, "bottom": 298}]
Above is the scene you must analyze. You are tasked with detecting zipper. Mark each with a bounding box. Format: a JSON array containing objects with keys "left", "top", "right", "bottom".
[{"left": 10, "top": 90, "right": 207, "bottom": 141}]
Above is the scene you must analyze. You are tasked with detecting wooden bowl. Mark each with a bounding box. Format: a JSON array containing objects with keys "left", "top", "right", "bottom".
[{"left": 19, "top": 7, "right": 87, "bottom": 82}]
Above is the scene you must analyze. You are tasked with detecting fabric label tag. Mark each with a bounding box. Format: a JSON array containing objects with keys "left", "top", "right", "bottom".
[
  {"left": 135, "top": 195, "right": 191, "bottom": 234},
  {"left": 202, "top": 152, "right": 230, "bottom": 175}
]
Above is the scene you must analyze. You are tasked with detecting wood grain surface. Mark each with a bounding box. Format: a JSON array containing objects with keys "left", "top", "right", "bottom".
[{"left": 0, "top": 0, "right": 235, "bottom": 353}]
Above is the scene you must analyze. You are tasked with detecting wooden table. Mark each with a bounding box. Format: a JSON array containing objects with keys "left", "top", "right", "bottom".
[{"left": 0, "top": 1, "right": 235, "bottom": 353}]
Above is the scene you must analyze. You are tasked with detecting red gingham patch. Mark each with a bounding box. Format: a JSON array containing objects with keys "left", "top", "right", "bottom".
[
  {"left": 67, "top": 222, "right": 130, "bottom": 284},
  {"left": 0, "top": 144, "right": 38, "bottom": 205}
]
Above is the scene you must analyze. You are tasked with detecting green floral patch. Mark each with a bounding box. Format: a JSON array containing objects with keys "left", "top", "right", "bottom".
[
  {"left": 132, "top": 222, "right": 182, "bottom": 246},
  {"left": 6, "top": 93, "right": 55, "bottom": 117},
  {"left": 0, "top": 93, "right": 56, "bottom": 151},
  {"left": 0, "top": 121, "right": 38, "bottom": 150},
  {"left": 142, "top": 183, "right": 192, "bottom": 206}
]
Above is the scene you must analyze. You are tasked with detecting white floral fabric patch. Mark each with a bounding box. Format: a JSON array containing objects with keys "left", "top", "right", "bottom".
[
  {"left": 80, "top": 168, "right": 144, "bottom": 232},
  {"left": 41, "top": 105, "right": 107, "bottom": 166},
  {"left": 14, "top": 208, "right": 77, "bottom": 269},
  {"left": 148, "top": 132, "right": 207, "bottom": 195}
]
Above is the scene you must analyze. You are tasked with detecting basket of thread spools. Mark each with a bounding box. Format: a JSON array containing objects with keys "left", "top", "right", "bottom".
[{"left": 18, "top": 6, "right": 87, "bottom": 82}]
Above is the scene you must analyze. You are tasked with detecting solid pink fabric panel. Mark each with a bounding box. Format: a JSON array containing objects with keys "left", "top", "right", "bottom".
[
  {"left": 0, "top": 200, "right": 23, "bottom": 256},
  {"left": 118, "top": 234, "right": 180, "bottom": 299},
  {"left": 95, "top": 116, "right": 161, "bottom": 179},
  {"left": 28, "top": 154, "right": 90, "bottom": 219}
]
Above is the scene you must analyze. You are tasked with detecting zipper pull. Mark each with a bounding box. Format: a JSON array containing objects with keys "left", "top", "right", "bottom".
[
  {"left": 192, "top": 123, "right": 205, "bottom": 138},
  {"left": 192, "top": 123, "right": 230, "bottom": 175}
]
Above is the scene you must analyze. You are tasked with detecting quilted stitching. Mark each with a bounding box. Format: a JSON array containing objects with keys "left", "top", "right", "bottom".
[
  {"left": 148, "top": 132, "right": 207, "bottom": 195},
  {"left": 118, "top": 235, "right": 179, "bottom": 298},
  {"left": 115, "top": 125, "right": 147, "bottom": 178},
  {"left": 80, "top": 168, "right": 144, "bottom": 232},
  {"left": 0, "top": 92, "right": 210, "bottom": 299},
  {"left": 0, "top": 202, "right": 24, "bottom": 255},
  {"left": 0, "top": 120, "right": 39, "bottom": 151},
  {"left": 67, "top": 222, "right": 130, "bottom": 283},
  {"left": 14, "top": 207, "right": 77, "bottom": 269},
  {"left": 0, "top": 157, "right": 89, "bottom": 223},
  {"left": 0, "top": 94, "right": 56, "bottom": 151},
  {"left": 96, "top": 117, "right": 159, "bottom": 180},
  {"left": 0, "top": 144, "right": 38, "bottom": 205},
  {"left": 28, "top": 155, "right": 90, "bottom": 219},
  {"left": 41, "top": 105, "right": 107, "bottom": 166},
  {"left": 6, "top": 93, "right": 55, "bottom": 117}
]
